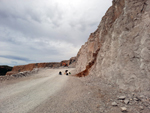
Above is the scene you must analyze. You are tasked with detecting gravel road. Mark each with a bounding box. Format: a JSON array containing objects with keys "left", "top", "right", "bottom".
[
  {"left": 0, "top": 68, "right": 75, "bottom": 113},
  {"left": 0, "top": 68, "right": 122, "bottom": 113}
]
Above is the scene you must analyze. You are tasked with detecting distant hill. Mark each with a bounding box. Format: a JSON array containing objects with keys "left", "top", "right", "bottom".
[
  {"left": 6, "top": 57, "right": 76, "bottom": 76},
  {"left": 0, "top": 65, "right": 13, "bottom": 76}
]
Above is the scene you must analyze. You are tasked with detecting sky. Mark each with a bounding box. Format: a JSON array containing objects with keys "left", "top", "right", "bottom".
[{"left": 0, "top": 0, "right": 112, "bottom": 66}]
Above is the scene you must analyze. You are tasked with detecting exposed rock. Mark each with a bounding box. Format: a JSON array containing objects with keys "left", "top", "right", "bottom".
[
  {"left": 75, "top": 32, "right": 100, "bottom": 74},
  {"left": 112, "top": 102, "right": 118, "bottom": 106},
  {"left": 69, "top": 57, "right": 76, "bottom": 65},
  {"left": 118, "top": 96, "right": 126, "bottom": 100},
  {"left": 124, "top": 99, "right": 129, "bottom": 104},
  {"left": 134, "top": 97, "right": 141, "bottom": 101},
  {"left": 68, "top": 57, "right": 76, "bottom": 68},
  {"left": 75, "top": 0, "right": 150, "bottom": 92},
  {"left": 139, "top": 106, "right": 144, "bottom": 110},
  {"left": 120, "top": 107, "right": 127, "bottom": 112},
  {"left": 139, "top": 95, "right": 144, "bottom": 99},
  {"left": 60, "top": 57, "right": 76, "bottom": 67},
  {"left": 6, "top": 71, "right": 18, "bottom": 76}
]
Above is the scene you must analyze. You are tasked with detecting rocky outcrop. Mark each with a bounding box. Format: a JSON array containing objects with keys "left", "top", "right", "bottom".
[
  {"left": 0, "top": 66, "right": 12, "bottom": 75},
  {"left": 60, "top": 60, "right": 69, "bottom": 67},
  {"left": 75, "top": 31, "right": 100, "bottom": 73},
  {"left": 68, "top": 57, "right": 76, "bottom": 68},
  {"left": 76, "top": 0, "right": 125, "bottom": 74},
  {"left": 60, "top": 57, "right": 76, "bottom": 67},
  {"left": 69, "top": 57, "right": 76, "bottom": 65},
  {"left": 76, "top": 0, "right": 150, "bottom": 92}
]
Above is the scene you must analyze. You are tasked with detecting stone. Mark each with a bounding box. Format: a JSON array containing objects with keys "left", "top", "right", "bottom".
[
  {"left": 139, "top": 106, "right": 144, "bottom": 110},
  {"left": 120, "top": 107, "right": 127, "bottom": 112},
  {"left": 130, "top": 98, "right": 133, "bottom": 101},
  {"left": 124, "top": 99, "right": 129, "bottom": 104},
  {"left": 139, "top": 95, "right": 144, "bottom": 99},
  {"left": 118, "top": 96, "right": 126, "bottom": 100},
  {"left": 112, "top": 102, "right": 118, "bottom": 106},
  {"left": 132, "top": 93, "right": 135, "bottom": 96},
  {"left": 134, "top": 97, "right": 141, "bottom": 101}
]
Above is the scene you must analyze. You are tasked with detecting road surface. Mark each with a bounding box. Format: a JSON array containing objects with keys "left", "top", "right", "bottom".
[{"left": 0, "top": 68, "right": 74, "bottom": 113}]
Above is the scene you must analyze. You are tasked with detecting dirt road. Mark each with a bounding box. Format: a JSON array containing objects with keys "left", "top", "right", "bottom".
[
  {"left": 0, "top": 68, "right": 75, "bottom": 113},
  {"left": 0, "top": 68, "right": 106, "bottom": 113},
  {"left": 1, "top": 68, "right": 145, "bottom": 113}
]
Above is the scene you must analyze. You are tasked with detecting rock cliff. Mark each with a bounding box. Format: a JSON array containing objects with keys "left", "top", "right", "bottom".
[{"left": 76, "top": 0, "right": 150, "bottom": 92}]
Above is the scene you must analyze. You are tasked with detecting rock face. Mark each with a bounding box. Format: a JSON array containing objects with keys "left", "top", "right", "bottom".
[
  {"left": 61, "top": 57, "right": 76, "bottom": 67},
  {"left": 76, "top": 0, "right": 150, "bottom": 91},
  {"left": 0, "top": 66, "right": 12, "bottom": 75},
  {"left": 68, "top": 57, "right": 76, "bottom": 68}
]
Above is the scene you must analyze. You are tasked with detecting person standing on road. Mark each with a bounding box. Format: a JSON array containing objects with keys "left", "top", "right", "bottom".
[
  {"left": 65, "top": 70, "right": 68, "bottom": 73},
  {"left": 59, "top": 71, "right": 62, "bottom": 75}
]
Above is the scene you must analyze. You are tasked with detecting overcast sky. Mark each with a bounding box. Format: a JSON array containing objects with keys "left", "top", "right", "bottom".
[{"left": 0, "top": 0, "right": 112, "bottom": 66}]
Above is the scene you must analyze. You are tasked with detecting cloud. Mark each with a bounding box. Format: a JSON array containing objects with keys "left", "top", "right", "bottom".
[
  {"left": 0, "top": 55, "right": 32, "bottom": 62},
  {"left": 0, "top": 0, "right": 112, "bottom": 66}
]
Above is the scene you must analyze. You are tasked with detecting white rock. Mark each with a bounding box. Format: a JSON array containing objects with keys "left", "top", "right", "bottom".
[
  {"left": 121, "top": 107, "right": 127, "bottom": 112},
  {"left": 139, "top": 95, "right": 144, "bottom": 98},
  {"left": 120, "top": 100, "right": 124, "bottom": 103},
  {"left": 134, "top": 97, "right": 140, "bottom": 101},
  {"left": 124, "top": 99, "right": 129, "bottom": 104},
  {"left": 112, "top": 102, "right": 117, "bottom": 106},
  {"left": 139, "top": 106, "right": 144, "bottom": 110},
  {"left": 118, "top": 96, "right": 126, "bottom": 100}
]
